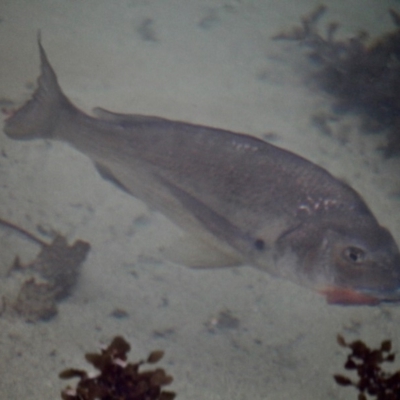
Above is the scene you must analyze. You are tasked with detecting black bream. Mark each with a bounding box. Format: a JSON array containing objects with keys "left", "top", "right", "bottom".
[{"left": 4, "top": 38, "right": 400, "bottom": 305}]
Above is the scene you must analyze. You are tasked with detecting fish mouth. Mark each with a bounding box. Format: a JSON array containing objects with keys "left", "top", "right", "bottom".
[{"left": 317, "top": 286, "right": 400, "bottom": 305}]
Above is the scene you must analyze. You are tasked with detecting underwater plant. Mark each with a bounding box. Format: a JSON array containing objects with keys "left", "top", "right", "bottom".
[
  {"left": 59, "top": 335, "right": 176, "bottom": 400},
  {"left": 274, "top": 5, "right": 400, "bottom": 157},
  {"left": 0, "top": 217, "right": 90, "bottom": 322},
  {"left": 334, "top": 334, "right": 400, "bottom": 399}
]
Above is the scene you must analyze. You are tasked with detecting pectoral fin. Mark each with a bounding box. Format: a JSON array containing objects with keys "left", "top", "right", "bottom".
[
  {"left": 94, "top": 162, "right": 133, "bottom": 196},
  {"left": 94, "top": 161, "right": 243, "bottom": 268},
  {"left": 156, "top": 174, "right": 255, "bottom": 258}
]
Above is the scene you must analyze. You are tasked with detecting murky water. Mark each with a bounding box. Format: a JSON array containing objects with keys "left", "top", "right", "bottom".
[{"left": 0, "top": 1, "right": 399, "bottom": 399}]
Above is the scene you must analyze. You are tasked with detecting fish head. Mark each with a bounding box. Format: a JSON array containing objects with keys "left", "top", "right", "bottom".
[
  {"left": 276, "top": 215, "right": 400, "bottom": 305},
  {"left": 318, "top": 222, "right": 400, "bottom": 305}
]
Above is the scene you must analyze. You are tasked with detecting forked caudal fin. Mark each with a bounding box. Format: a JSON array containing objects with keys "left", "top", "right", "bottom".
[{"left": 4, "top": 32, "right": 72, "bottom": 140}]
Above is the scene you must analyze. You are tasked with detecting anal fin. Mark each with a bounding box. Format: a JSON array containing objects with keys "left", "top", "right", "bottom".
[{"left": 161, "top": 235, "right": 242, "bottom": 269}]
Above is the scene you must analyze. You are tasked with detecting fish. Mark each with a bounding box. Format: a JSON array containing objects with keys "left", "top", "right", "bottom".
[{"left": 4, "top": 36, "right": 400, "bottom": 305}]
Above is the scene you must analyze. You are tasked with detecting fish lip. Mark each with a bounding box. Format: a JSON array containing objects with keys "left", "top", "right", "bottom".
[
  {"left": 317, "top": 286, "right": 400, "bottom": 305},
  {"left": 358, "top": 286, "right": 400, "bottom": 304}
]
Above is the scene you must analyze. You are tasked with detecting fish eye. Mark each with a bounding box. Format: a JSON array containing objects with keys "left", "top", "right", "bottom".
[
  {"left": 254, "top": 239, "right": 265, "bottom": 251},
  {"left": 342, "top": 246, "right": 365, "bottom": 264}
]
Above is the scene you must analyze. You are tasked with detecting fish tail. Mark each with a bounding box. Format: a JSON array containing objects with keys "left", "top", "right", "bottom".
[{"left": 4, "top": 32, "right": 71, "bottom": 140}]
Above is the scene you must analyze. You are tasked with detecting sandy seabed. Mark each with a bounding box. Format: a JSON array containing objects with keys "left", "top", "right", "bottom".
[{"left": 1, "top": 0, "right": 400, "bottom": 399}]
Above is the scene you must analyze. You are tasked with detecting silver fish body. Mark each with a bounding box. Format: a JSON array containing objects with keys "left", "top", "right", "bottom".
[{"left": 4, "top": 38, "right": 400, "bottom": 305}]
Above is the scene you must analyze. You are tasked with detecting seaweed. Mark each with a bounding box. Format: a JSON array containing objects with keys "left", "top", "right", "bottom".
[
  {"left": 59, "top": 335, "right": 176, "bottom": 400},
  {"left": 0, "top": 217, "right": 90, "bottom": 322},
  {"left": 334, "top": 334, "right": 400, "bottom": 399},
  {"left": 273, "top": 5, "right": 400, "bottom": 157}
]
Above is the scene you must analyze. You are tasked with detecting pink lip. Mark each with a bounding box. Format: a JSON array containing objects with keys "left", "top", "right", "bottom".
[
  {"left": 318, "top": 286, "right": 380, "bottom": 305},
  {"left": 2, "top": 107, "right": 15, "bottom": 119}
]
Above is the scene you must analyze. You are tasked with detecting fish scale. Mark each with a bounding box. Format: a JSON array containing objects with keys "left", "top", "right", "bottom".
[{"left": 4, "top": 36, "right": 400, "bottom": 305}]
